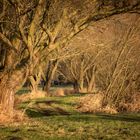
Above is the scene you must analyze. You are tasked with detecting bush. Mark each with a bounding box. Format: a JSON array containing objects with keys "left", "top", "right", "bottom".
[
  {"left": 118, "top": 92, "right": 140, "bottom": 113},
  {"left": 76, "top": 93, "right": 104, "bottom": 113}
]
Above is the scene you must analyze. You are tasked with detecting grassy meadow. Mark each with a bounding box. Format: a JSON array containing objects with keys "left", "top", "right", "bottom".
[{"left": 0, "top": 90, "right": 140, "bottom": 140}]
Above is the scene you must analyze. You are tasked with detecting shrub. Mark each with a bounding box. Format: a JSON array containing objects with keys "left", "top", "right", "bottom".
[{"left": 76, "top": 93, "right": 104, "bottom": 113}]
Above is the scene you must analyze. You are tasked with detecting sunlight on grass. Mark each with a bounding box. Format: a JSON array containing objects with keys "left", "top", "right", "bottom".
[{"left": 0, "top": 94, "right": 140, "bottom": 140}]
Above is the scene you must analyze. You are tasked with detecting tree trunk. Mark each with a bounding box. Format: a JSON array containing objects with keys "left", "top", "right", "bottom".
[
  {"left": 78, "top": 71, "right": 84, "bottom": 92},
  {"left": 44, "top": 78, "right": 52, "bottom": 93},
  {"left": 73, "top": 81, "right": 79, "bottom": 93},
  {"left": 30, "top": 78, "right": 38, "bottom": 93},
  {"left": 0, "top": 68, "right": 29, "bottom": 117},
  {"left": 0, "top": 87, "right": 14, "bottom": 117},
  {"left": 87, "top": 67, "right": 96, "bottom": 93},
  {"left": 87, "top": 74, "right": 95, "bottom": 93},
  {"left": 78, "top": 78, "right": 84, "bottom": 92},
  {"left": 44, "top": 60, "right": 59, "bottom": 93},
  {"left": 78, "top": 59, "right": 84, "bottom": 92},
  {"left": 29, "top": 73, "right": 42, "bottom": 94}
]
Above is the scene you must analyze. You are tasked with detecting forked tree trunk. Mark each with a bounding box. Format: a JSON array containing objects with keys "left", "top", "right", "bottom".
[{"left": 29, "top": 74, "right": 41, "bottom": 94}]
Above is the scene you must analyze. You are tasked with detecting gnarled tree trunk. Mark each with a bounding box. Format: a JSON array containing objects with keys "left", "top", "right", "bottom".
[
  {"left": 0, "top": 87, "right": 14, "bottom": 117},
  {"left": 0, "top": 68, "right": 28, "bottom": 117},
  {"left": 29, "top": 71, "right": 42, "bottom": 94}
]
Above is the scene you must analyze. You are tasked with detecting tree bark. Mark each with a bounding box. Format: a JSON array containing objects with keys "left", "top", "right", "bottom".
[
  {"left": 78, "top": 59, "right": 84, "bottom": 92},
  {"left": 29, "top": 69, "right": 42, "bottom": 94},
  {"left": 0, "top": 87, "right": 14, "bottom": 117},
  {"left": 0, "top": 68, "right": 29, "bottom": 117},
  {"left": 29, "top": 76, "right": 38, "bottom": 93},
  {"left": 44, "top": 60, "right": 59, "bottom": 93},
  {"left": 87, "top": 67, "right": 96, "bottom": 93}
]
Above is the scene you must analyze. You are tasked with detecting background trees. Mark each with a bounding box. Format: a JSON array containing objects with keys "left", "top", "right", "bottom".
[
  {"left": 58, "top": 13, "right": 140, "bottom": 109},
  {"left": 42, "top": 44, "right": 85, "bottom": 93},
  {"left": 58, "top": 49, "right": 99, "bottom": 93}
]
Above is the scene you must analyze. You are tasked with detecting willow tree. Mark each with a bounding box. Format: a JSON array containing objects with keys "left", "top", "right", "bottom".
[{"left": 0, "top": 0, "right": 140, "bottom": 116}]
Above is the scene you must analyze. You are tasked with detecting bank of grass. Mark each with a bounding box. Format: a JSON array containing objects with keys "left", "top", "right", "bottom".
[{"left": 0, "top": 93, "right": 140, "bottom": 140}]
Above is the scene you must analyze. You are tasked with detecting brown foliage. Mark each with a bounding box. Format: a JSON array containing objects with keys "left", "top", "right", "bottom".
[
  {"left": 76, "top": 92, "right": 118, "bottom": 114},
  {"left": 118, "top": 93, "right": 140, "bottom": 113},
  {"left": 50, "top": 88, "right": 77, "bottom": 97},
  {"left": 64, "top": 89, "right": 76, "bottom": 95},
  {"left": 16, "top": 90, "right": 46, "bottom": 102},
  {"left": 0, "top": 110, "right": 27, "bottom": 124},
  {"left": 76, "top": 93, "right": 104, "bottom": 113},
  {"left": 52, "top": 88, "right": 65, "bottom": 97},
  {"left": 77, "top": 92, "right": 140, "bottom": 114}
]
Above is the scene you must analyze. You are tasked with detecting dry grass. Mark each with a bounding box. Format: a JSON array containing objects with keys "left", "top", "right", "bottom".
[
  {"left": 52, "top": 88, "right": 65, "bottom": 97},
  {"left": 119, "top": 93, "right": 140, "bottom": 113},
  {"left": 102, "top": 105, "right": 118, "bottom": 114},
  {"left": 16, "top": 90, "right": 46, "bottom": 102},
  {"left": 77, "top": 92, "right": 140, "bottom": 114},
  {"left": 51, "top": 88, "right": 77, "bottom": 97},
  {"left": 64, "top": 89, "right": 76, "bottom": 95},
  {"left": 29, "top": 90, "right": 46, "bottom": 99},
  {"left": 0, "top": 113, "right": 12, "bottom": 124},
  {"left": 0, "top": 110, "right": 27, "bottom": 124},
  {"left": 76, "top": 93, "right": 118, "bottom": 114},
  {"left": 77, "top": 93, "right": 104, "bottom": 113}
]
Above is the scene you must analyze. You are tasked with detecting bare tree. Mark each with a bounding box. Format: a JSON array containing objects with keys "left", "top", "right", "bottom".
[
  {"left": 102, "top": 19, "right": 140, "bottom": 107},
  {"left": 88, "top": 16, "right": 140, "bottom": 107},
  {"left": 43, "top": 43, "right": 87, "bottom": 93},
  {"left": 58, "top": 47, "right": 103, "bottom": 93},
  {"left": 58, "top": 13, "right": 140, "bottom": 103}
]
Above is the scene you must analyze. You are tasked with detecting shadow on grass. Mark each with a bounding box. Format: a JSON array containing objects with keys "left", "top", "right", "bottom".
[
  {"left": 26, "top": 106, "right": 70, "bottom": 118},
  {"left": 21, "top": 100, "right": 63, "bottom": 107},
  {"left": 39, "top": 100, "right": 77, "bottom": 106},
  {"left": 22, "top": 97, "right": 140, "bottom": 123},
  {"left": 26, "top": 105, "right": 140, "bottom": 123},
  {"left": 35, "top": 100, "right": 62, "bottom": 105},
  {"left": 22, "top": 99, "right": 77, "bottom": 110},
  {"left": 51, "top": 113, "right": 140, "bottom": 123},
  {"left": 95, "top": 114, "right": 140, "bottom": 122},
  {"left": 4, "top": 136, "right": 23, "bottom": 140},
  {"left": 22, "top": 98, "right": 73, "bottom": 118},
  {"left": 16, "top": 88, "right": 31, "bottom": 95},
  {"left": 65, "top": 113, "right": 140, "bottom": 122}
]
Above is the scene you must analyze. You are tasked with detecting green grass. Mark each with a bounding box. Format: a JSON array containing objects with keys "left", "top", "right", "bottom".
[
  {"left": 0, "top": 94, "right": 140, "bottom": 140},
  {"left": 16, "top": 87, "right": 31, "bottom": 95}
]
